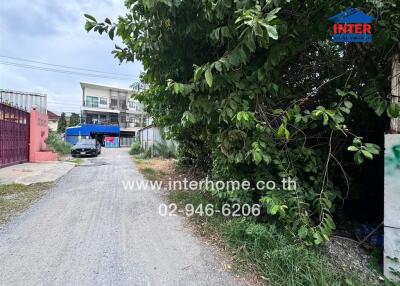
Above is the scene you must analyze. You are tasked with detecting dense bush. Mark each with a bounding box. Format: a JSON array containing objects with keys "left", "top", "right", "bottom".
[
  {"left": 86, "top": 0, "right": 400, "bottom": 243},
  {"left": 129, "top": 141, "right": 141, "bottom": 155},
  {"left": 46, "top": 130, "right": 72, "bottom": 155}
]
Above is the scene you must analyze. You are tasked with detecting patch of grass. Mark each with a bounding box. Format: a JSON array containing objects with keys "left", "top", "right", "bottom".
[
  {"left": 71, "top": 158, "right": 83, "bottom": 165},
  {"left": 141, "top": 167, "right": 158, "bottom": 180},
  {"left": 0, "top": 183, "right": 52, "bottom": 224},
  {"left": 133, "top": 158, "right": 169, "bottom": 181},
  {"left": 169, "top": 190, "right": 373, "bottom": 286}
]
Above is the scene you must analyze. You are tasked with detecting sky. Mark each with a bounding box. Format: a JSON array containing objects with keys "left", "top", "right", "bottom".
[{"left": 0, "top": 0, "right": 143, "bottom": 114}]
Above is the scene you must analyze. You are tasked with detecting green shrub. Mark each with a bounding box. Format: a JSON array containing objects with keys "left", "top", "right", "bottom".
[
  {"left": 154, "top": 139, "right": 177, "bottom": 158},
  {"left": 129, "top": 141, "right": 141, "bottom": 155},
  {"left": 45, "top": 130, "right": 72, "bottom": 155}
]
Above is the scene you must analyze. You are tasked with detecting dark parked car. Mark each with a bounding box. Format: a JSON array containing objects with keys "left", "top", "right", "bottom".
[{"left": 71, "top": 139, "right": 101, "bottom": 157}]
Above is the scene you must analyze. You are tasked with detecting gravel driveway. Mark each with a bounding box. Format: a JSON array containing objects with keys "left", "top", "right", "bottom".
[{"left": 0, "top": 149, "right": 243, "bottom": 286}]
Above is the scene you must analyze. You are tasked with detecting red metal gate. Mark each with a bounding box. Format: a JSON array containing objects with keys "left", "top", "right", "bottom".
[{"left": 0, "top": 103, "right": 30, "bottom": 167}]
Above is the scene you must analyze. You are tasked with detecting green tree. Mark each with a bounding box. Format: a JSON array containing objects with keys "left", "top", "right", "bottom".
[
  {"left": 57, "top": 112, "right": 67, "bottom": 134},
  {"left": 69, "top": 113, "right": 80, "bottom": 127},
  {"left": 85, "top": 0, "right": 400, "bottom": 243}
]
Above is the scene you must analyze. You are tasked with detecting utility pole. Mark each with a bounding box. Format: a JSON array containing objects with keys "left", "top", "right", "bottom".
[{"left": 384, "top": 47, "right": 400, "bottom": 283}]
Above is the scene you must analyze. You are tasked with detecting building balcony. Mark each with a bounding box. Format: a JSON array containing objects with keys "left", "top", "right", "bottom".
[
  {"left": 82, "top": 118, "right": 120, "bottom": 126},
  {"left": 82, "top": 106, "right": 120, "bottom": 114}
]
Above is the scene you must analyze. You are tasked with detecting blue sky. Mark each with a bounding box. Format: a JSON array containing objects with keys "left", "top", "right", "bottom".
[{"left": 0, "top": 0, "right": 143, "bottom": 114}]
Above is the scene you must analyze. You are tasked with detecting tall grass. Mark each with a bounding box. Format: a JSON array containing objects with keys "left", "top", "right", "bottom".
[
  {"left": 169, "top": 190, "right": 369, "bottom": 286},
  {"left": 45, "top": 130, "right": 71, "bottom": 155}
]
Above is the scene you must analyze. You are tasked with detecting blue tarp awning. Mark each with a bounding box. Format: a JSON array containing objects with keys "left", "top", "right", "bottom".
[{"left": 65, "top": 124, "right": 120, "bottom": 136}]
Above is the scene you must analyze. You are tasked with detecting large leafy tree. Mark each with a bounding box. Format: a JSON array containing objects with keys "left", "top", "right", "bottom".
[
  {"left": 68, "top": 113, "right": 80, "bottom": 127},
  {"left": 85, "top": 0, "right": 400, "bottom": 243},
  {"left": 57, "top": 112, "right": 67, "bottom": 134}
]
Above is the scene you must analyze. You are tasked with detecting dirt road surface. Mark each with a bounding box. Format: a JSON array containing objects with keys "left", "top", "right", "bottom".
[{"left": 0, "top": 149, "right": 243, "bottom": 286}]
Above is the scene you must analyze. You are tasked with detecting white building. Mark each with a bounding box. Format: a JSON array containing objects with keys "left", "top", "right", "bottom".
[{"left": 80, "top": 82, "right": 150, "bottom": 144}]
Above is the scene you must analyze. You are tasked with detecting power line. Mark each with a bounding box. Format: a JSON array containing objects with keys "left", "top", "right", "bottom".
[
  {"left": 0, "top": 55, "right": 134, "bottom": 78},
  {"left": 0, "top": 61, "right": 138, "bottom": 81}
]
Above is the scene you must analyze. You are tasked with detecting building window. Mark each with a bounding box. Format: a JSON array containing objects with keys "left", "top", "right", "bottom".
[
  {"left": 86, "top": 96, "right": 99, "bottom": 108},
  {"left": 110, "top": 114, "right": 119, "bottom": 124},
  {"left": 100, "top": 98, "right": 107, "bottom": 105},
  {"left": 110, "top": 96, "right": 118, "bottom": 108},
  {"left": 120, "top": 99, "right": 127, "bottom": 109}
]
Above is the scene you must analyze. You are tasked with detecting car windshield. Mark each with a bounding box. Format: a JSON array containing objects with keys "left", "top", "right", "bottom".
[{"left": 77, "top": 139, "right": 96, "bottom": 146}]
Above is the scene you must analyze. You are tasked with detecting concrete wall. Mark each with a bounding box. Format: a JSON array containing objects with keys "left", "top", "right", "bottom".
[
  {"left": 384, "top": 134, "right": 400, "bottom": 282},
  {"left": 29, "top": 110, "right": 58, "bottom": 162}
]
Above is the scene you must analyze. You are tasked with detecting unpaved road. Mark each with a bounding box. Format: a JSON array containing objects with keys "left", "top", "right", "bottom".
[{"left": 0, "top": 149, "right": 243, "bottom": 286}]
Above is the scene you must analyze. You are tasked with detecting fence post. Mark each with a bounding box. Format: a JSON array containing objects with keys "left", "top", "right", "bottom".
[{"left": 390, "top": 51, "right": 400, "bottom": 133}]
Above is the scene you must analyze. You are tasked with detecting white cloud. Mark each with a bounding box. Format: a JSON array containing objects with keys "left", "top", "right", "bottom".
[{"left": 0, "top": 0, "right": 143, "bottom": 114}]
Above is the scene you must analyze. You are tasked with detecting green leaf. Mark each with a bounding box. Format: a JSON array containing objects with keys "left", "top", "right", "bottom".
[
  {"left": 365, "top": 143, "right": 380, "bottom": 154},
  {"left": 344, "top": 101, "right": 353, "bottom": 108},
  {"left": 313, "top": 232, "right": 323, "bottom": 245},
  {"left": 205, "top": 67, "right": 213, "bottom": 87},
  {"left": 277, "top": 124, "right": 286, "bottom": 138},
  {"left": 108, "top": 27, "right": 115, "bottom": 40},
  {"left": 193, "top": 66, "right": 204, "bottom": 82},
  {"left": 322, "top": 113, "right": 329, "bottom": 125},
  {"left": 361, "top": 150, "right": 373, "bottom": 160},
  {"left": 340, "top": 107, "right": 350, "bottom": 114},
  {"left": 375, "top": 101, "right": 388, "bottom": 116},
  {"left": 266, "top": 25, "right": 278, "bottom": 40},
  {"left": 336, "top": 89, "right": 346, "bottom": 97},
  {"left": 85, "top": 21, "right": 95, "bottom": 32},
  {"left": 273, "top": 108, "right": 284, "bottom": 115},
  {"left": 84, "top": 14, "right": 97, "bottom": 22},
  {"left": 252, "top": 150, "right": 262, "bottom": 165},
  {"left": 347, "top": 146, "right": 359, "bottom": 152},
  {"left": 284, "top": 128, "right": 290, "bottom": 140},
  {"left": 354, "top": 151, "right": 364, "bottom": 165},
  {"left": 387, "top": 103, "right": 400, "bottom": 118},
  {"left": 215, "top": 61, "right": 222, "bottom": 72}
]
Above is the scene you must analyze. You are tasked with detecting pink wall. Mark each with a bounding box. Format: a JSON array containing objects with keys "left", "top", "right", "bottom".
[{"left": 29, "top": 110, "right": 58, "bottom": 162}]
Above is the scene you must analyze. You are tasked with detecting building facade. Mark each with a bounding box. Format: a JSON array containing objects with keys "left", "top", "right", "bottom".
[{"left": 80, "top": 82, "right": 150, "bottom": 142}]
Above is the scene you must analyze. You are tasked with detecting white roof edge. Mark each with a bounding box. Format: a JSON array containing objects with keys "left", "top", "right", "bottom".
[{"left": 80, "top": 82, "right": 133, "bottom": 93}]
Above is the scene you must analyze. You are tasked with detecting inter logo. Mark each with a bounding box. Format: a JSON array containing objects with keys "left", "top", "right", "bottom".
[{"left": 329, "top": 8, "right": 374, "bottom": 43}]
